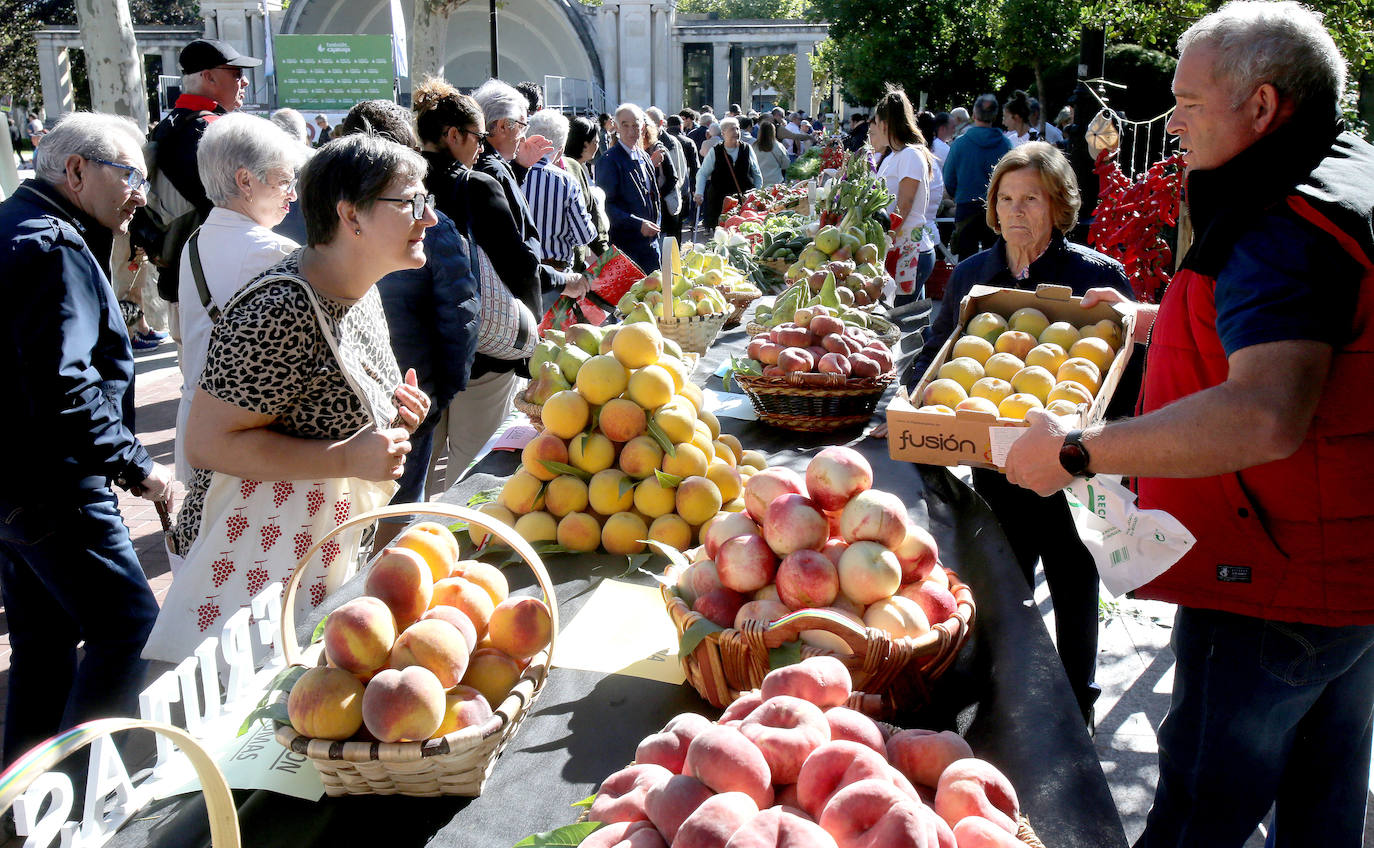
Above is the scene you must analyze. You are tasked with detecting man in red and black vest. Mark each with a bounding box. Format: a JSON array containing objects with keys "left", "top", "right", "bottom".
[
  {"left": 145, "top": 39, "right": 258, "bottom": 306},
  {"left": 1004, "top": 2, "right": 1374, "bottom": 845}
]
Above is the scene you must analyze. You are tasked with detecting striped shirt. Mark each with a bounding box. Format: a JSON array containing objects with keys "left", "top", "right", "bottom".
[{"left": 522, "top": 157, "right": 597, "bottom": 265}]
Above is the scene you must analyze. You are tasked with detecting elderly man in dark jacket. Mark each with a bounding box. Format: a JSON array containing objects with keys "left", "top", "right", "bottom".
[{"left": 0, "top": 112, "right": 173, "bottom": 766}]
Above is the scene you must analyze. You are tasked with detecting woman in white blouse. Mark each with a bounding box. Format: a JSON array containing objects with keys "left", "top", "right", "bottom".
[
  {"left": 174, "top": 113, "right": 307, "bottom": 481},
  {"left": 869, "top": 85, "right": 938, "bottom": 304}
]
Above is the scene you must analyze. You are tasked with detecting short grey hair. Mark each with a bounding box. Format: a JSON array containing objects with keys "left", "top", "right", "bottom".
[
  {"left": 473, "top": 79, "right": 527, "bottom": 129},
  {"left": 950, "top": 107, "right": 970, "bottom": 125},
  {"left": 645, "top": 107, "right": 666, "bottom": 125},
  {"left": 197, "top": 113, "right": 309, "bottom": 207},
  {"left": 718, "top": 116, "right": 740, "bottom": 134},
  {"left": 34, "top": 111, "right": 145, "bottom": 186},
  {"left": 527, "top": 109, "right": 569, "bottom": 154},
  {"left": 972, "top": 95, "right": 999, "bottom": 123},
  {"left": 1178, "top": 0, "right": 1346, "bottom": 112},
  {"left": 179, "top": 69, "right": 210, "bottom": 97},
  {"left": 270, "top": 108, "right": 309, "bottom": 143}
]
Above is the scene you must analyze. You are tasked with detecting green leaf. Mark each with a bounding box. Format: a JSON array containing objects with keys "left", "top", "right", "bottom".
[
  {"left": 679, "top": 617, "right": 723, "bottom": 659},
  {"left": 511, "top": 821, "right": 603, "bottom": 847},
  {"left": 542, "top": 460, "right": 592, "bottom": 481},
  {"left": 311, "top": 616, "right": 329, "bottom": 645},
  {"left": 646, "top": 420, "right": 676, "bottom": 456},
  {"left": 467, "top": 488, "right": 501, "bottom": 508},
  {"left": 643, "top": 539, "right": 691, "bottom": 574},
  {"left": 618, "top": 475, "right": 637, "bottom": 500},
  {"left": 238, "top": 699, "right": 291, "bottom": 737},
  {"left": 768, "top": 639, "right": 805, "bottom": 671},
  {"left": 571, "top": 793, "right": 597, "bottom": 809},
  {"left": 653, "top": 469, "right": 683, "bottom": 489}
]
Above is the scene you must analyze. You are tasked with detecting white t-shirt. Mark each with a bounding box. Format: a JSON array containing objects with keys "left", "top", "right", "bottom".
[
  {"left": 924, "top": 158, "right": 945, "bottom": 247},
  {"left": 175, "top": 206, "right": 299, "bottom": 480},
  {"left": 1041, "top": 122, "right": 1065, "bottom": 146},
  {"left": 1006, "top": 129, "right": 1034, "bottom": 147},
  {"left": 931, "top": 136, "right": 951, "bottom": 166},
  {"left": 877, "top": 146, "right": 933, "bottom": 252}
]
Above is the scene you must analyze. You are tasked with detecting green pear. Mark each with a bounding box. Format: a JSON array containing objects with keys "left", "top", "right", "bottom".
[
  {"left": 565, "top": 323, "right": 604, "bottom": 355},
  {"left": 543, "top": 330, "right": 566, "bottom": 346},
  {"left": 624, "top": 302, "right": 657, "bottom": 325},
  {"left": 661, "top": 337, "right": 683, "bottom": 360},
  {"left": 600, "top": 325, "right": 620, "bottom": 355},
  {"left": 530, "top": 340, "right": 560, "bottom": 374},
  {"left": 557, "top": 346, "right": 592, "bottom": 382},
  {"left": 814, "top": 226, "right": 842, "bottom": 256},
  {"left": 527, "top": 361, "right": 571, "bottom": 404}
]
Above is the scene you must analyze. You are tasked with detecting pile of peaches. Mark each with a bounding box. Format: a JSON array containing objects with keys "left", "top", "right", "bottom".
[
  {"left": 285, "top": 522, "right": 553, "bottom": 744},
  {"left": 671, "top": 446, "right": 956, "bottom": 649},
  {"left": 920, "top": 307, "right": 1124, "bottom": 420},
  {"left": 582, "top": 655, "right": 1025, "bottom": 847},
  {"left": 745, "top": 307, "right": 896, "bottom": 381}
]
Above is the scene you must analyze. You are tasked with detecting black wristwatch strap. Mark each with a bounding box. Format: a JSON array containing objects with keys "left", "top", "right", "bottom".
[{"left": 1059, "top": 429, "right": 1094, "bottom": 478}]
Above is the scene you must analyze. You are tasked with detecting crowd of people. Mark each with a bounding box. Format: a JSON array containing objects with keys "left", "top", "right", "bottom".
[{"left": 2, "top": 1, "right": 1372, "bottom": 845}]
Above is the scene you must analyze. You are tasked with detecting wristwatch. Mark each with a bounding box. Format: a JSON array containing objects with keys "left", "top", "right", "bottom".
[{"left": 1059, "top": 429, "right": 1094, "bottom": 478}]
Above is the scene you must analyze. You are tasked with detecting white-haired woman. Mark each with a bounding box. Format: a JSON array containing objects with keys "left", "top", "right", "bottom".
[
  {"left": 694, "top": 116, "right": 761, "bottom": 229},
  {"left": 173, "top": 112, "right": 307, "bottom": 483},
  {"left": 524, "top": 108, "right": 596, "bottom": 279}
]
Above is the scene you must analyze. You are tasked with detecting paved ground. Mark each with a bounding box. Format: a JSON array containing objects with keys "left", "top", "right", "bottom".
[{"left": 0, "top": 259, "right": 1369, "bottom": 844}]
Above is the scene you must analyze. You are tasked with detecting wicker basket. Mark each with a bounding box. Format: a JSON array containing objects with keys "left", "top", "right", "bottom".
[
  {"left": 513, "top": 391, "right": 545, "bottom": 430},
  {"left": 655, "top": 311, "right": 730, "bottom": 354},
  {"left": 663, "top": 570, "right": 973, "bottom": 716},
  {"left": 0, "top": 718, "right": 241, "bottom": 846},
  {"left": 733, "top": 370, "right": 896, "bottom": 432},
  {"left": 272, "top": 503, "right": 559, "bottom": 797}
]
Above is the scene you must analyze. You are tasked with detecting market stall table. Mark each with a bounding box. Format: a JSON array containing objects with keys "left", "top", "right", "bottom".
[{"left": 94, "top": 309, "right": 1127, "bottom": 848}]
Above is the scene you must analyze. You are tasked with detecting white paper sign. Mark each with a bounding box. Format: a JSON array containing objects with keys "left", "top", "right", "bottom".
[{"left": 987, "top": 425, "right": 1028, "bottom": 467}]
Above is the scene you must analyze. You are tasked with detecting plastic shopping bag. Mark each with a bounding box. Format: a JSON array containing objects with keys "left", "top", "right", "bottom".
[{"left": 1064, "top": 475, "right": 1196, "bottom": 598}]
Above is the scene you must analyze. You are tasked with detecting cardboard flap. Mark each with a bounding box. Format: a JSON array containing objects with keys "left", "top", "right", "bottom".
[{"left": 1033, "top": 284, "right": 1073, "bottom": 301}]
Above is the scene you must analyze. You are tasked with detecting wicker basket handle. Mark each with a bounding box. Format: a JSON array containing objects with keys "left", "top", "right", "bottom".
[
  {"left": 0, "top": 718, "right": 240, "bottom": 847},
  {"left": 758, "top": 607, "right": 948, "bottom": 654},
  {"left": 280, "top": 503, "right": 559, "bottom": 669}
]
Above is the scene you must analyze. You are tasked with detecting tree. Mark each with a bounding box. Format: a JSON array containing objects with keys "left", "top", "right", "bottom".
[
  {"left": 807, "top": 0, "right": 1000, "bottom": 109},
  {"left": 1, "top": 0, "right": 198, "bottom": 114},
  {"left": 993, "top": 0, "right": 1080, "bottom": 134}
]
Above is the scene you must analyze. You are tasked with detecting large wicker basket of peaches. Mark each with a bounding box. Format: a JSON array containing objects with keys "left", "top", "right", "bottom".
[
  {"left": 271, "top": 503, "right": 558, "bottom": 797},
  {"left": 662, "top": 447, "right": 974, "bottom": 718}
]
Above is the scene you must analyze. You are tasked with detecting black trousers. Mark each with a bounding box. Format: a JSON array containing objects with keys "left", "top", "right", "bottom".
[
  {"left": 952, "top": 215, "right": 997, "bottom": 260},
  {"left": 972, "top": 467, "right": 1101, "bottom": 721}
]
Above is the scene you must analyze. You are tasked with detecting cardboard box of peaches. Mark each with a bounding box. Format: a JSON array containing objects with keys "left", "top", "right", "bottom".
[{"left": 886, "top": 283, "right": 1136, "bottom": 469}]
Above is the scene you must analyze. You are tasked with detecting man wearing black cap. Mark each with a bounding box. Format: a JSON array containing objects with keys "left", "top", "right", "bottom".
[{"left": 142, "top": 38, "right": 259, "bottom": 309}]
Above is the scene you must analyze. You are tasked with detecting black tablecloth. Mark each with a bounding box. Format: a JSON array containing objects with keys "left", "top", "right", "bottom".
[{"left": 114, "top": 308, "right": 1127, "bottom": 848}]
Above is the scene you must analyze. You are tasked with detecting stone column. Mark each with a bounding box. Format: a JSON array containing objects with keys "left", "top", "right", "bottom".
[
  {"left": 669, "top": 34, "right": 684, "bottom": 111},
  {"left": 37, "top": 39, "right": 76, "bottom": 118},
  {"left": 617, "top": 1, "right": 652, "bottom": 106},
  {"left": 794, "top": 41, "right": 812, "bottom": 117},
  {"left": 74, "top": 0, "right": 149, "bottom": 126},
  {"left": 711, "top": 41, "right": 729, "bottom": 114},
  {"left": 651, "top": 4, "right": 669, "bottom": 108},
  {"left": 599, "top": 5, "right": 619, "bottom": 106}
]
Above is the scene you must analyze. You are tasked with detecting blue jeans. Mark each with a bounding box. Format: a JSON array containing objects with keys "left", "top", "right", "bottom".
[
  {"left": 1137, "top": 606, "right": 1374, "bottom": 848},
  {"left": 0, "top": 491, "right": 158, "bottom": 766}
]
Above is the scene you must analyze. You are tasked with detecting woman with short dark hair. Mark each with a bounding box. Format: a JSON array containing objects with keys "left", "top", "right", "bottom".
[
  {"left": 149, "top": 133, "right": 435, "bottom": 658},
  {"left": 564, "top": 115, "right": 610, "bottom": 267}
]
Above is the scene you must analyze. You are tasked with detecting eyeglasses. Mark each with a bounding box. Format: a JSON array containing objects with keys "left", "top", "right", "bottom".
[
  {"left": 377, "top": 192, "right": 437, "bottom": 220},
  {"left": 89, "top": 158, "right": 151, "bottom": 194},
  {"left": 215, "top": 65, "right": 245, "bottom": 79},
  {"left": 506, "top": 118, "right": 528, "bottom": 133},
  {"left": 458, "top": 127, "right": 489, "bottom": 143},
  {"left": 275, "top": 176, "right": 298, "bottom": 195}
]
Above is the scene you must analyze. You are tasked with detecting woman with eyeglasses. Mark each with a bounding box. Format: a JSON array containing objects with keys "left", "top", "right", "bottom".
[
  {"left": 172, "top": 113, "right": 307, "bottom": 484},
  {"left": 412, "top": 78, "right": 545, "bottom": 490},
  {"left": 146, "top": 134, "right": 434, "bottom": 657}
]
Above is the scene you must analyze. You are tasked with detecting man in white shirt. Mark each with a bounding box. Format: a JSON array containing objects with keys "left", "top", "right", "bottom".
[{"left": 1030, "top": 99, "right": 1065, "bottom": 147}]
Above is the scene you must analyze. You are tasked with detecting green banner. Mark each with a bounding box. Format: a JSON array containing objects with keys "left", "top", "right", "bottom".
[{"left": 274, "top": 35, "right": 394, "bottom": 110}]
